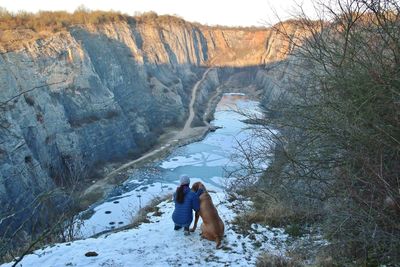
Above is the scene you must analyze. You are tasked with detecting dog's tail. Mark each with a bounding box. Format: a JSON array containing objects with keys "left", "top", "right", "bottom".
[{"left": 215, "top": 236, "right": 222, "bottom": 249}]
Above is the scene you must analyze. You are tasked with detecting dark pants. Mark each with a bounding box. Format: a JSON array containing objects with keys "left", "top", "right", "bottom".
[{"left": 174, "top": 225, "right": 189, "bottom": 232}]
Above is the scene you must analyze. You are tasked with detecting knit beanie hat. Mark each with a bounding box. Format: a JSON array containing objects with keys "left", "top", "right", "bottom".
[{"left": 179, "top": 174, "right": 190, "bottom": 186}]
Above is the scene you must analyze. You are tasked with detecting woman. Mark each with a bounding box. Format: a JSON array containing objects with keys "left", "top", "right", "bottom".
[{"left": 172, "top": 175, "right": 200, "bottom": 235}]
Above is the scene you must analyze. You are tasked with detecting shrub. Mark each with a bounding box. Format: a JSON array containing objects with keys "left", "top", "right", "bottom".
[
  {"left": 233, "top": 0, "right": 400, "bottom": 264},
  {"left": 0, "top": 7, "right": 127, "bottom": 33},
  {"left": 256, "top": 252, "right": 302, "bottom": 267}
]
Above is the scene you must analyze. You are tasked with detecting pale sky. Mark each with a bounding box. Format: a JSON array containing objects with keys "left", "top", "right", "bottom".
[{"left": 0, "top": 0, "right": 318, "bottom": 27}]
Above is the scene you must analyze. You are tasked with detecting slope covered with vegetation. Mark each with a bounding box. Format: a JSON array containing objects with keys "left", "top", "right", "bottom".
[{"left": 232, "top": 0, "right": 400, "bottom": 265}]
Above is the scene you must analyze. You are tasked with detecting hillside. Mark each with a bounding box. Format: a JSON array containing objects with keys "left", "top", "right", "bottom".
[
  {"left": 0, "top": 10, "right": 305, "bottom": 262},
  {"left": 2, "top": 2, "right": 397, "bottom": 265},
  {"left": 1, "top": 184, "right": 289, "bottom": 267}
]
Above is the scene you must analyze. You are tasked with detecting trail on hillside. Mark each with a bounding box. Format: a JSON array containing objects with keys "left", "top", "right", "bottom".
[
  {"left": 181, "top": 67, "right": 214, "bottom": 134},
  {"left": 110, "top": 67, "right": 214, "bottom": 174},
  {"left": 83, "top": 68, "right": 216, "bottom": 201}
]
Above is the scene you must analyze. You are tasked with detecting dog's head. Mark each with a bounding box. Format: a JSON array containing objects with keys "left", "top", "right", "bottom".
[{"left": 191, "top": 181, "right": 206, "bottom": 192}]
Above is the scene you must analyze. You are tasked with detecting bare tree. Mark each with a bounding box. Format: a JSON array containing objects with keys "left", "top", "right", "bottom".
[
  {"left": 232, "top": 0, "right": 400, "bottom": 265},
  {"left": 0, "top": 160, "right": 87, "bottom": 265},
  {"left": 0, "top": 95, "right": 87, "bottom": 264}
]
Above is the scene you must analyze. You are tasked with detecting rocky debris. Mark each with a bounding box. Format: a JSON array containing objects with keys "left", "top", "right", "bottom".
[
  {"left": 84, "top": 251, "right": 98, "bottom": 257},
  {"left": 209, "top": 125, "right": 223, "bottom": 132}
]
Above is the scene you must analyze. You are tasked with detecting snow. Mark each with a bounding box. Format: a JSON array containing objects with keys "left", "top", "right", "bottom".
[
  {"left": 159, "top": 108, "right": 263, "bottom": 171},
  {"left": 77, "top": 182, "right": 177, "bottom": 237},
  {"left": 2, "top": 186, "right": 288, "bottom": 267},
  {"left": 160, "top": 152, "right": 232, "bottom": 169},
  {"left": 76, "top": 96, "right": 268, "bottom": 238},
  {"left": 1, "top": 95, "right": 289, "bottom": 266}
]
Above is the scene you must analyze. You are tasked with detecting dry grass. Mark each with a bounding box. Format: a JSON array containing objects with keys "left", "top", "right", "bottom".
[
  {"left": 231, "top": 203, "right": 310, "bottom": 239},
  {"left": 258, "top": 201, "right": 301, "bottom": 227},
  {"left": 128, "top": 194, "right": 172, "bottom": 229},
  {"left": 0, "top": 7, "right": 269, "bottom": 50},
  {"left": 0, "top": 8, "right": 127, "bottom": 33},
  {"left": 256, "top": 252, "right": 303, "bottom": 267},
  {"left": 0, "top": 8, "right": 199, "bottom": 35},
  {"left": 0, "top": 8, "right": 128, "bottom": 49},
  {"left": 231, "top": 211, "right": 265, "bottom": 235}
]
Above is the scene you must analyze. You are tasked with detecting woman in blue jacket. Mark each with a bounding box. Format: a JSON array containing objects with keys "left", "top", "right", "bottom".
[{"left": 172, "top": 175, "right": 200, "bottom": 235}]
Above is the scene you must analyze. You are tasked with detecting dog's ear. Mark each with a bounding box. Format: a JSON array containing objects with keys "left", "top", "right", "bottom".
[
  {"left": 191, "top": 182, "right": 199, "bottom": 192},
  {"left": 200, "top": 183, "right": 206, "bottom": 191}
]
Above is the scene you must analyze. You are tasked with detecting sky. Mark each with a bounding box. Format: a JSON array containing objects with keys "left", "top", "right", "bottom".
[{"left": 0, "top": 0, "right": 318, "bottom": 27}]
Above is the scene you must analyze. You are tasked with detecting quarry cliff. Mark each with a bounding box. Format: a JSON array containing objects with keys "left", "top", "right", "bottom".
[{"left": 0, "top": 13, "right": 301, "bottom": 231}]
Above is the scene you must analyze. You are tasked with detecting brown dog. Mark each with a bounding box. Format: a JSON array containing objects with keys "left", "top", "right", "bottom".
[{"left": 190, "top": 182, "right": 224, "bottom": 248}]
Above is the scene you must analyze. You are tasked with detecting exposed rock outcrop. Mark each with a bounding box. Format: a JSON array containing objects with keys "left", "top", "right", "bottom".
[{"left": 0, "top": 14, "right": 303, "bottom": 232}]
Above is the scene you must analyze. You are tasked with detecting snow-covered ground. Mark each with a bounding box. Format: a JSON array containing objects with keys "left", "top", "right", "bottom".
[
  {"left": 77, "top": 94, "right": 268, "bottom": 238},
  {"left": 3, "top": 187, "right": 288, "bottom": 267},
  {"left": 2, "top": 94, "right": 289, "bottom": 266},
  {"left": 77, "top": 181, "right": 177, "bottom": 237}
]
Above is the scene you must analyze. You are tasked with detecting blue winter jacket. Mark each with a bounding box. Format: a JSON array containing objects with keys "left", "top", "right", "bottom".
[{"left": 172, "top": 186, "right": 200, "bottom": 227}]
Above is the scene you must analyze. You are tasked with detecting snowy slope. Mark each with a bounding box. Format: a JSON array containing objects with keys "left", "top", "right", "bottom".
[
  {"left": 2, "top": 96, "right": 288, "bottom": 266},
  {"left": 3, "top": 190, "right": 288, "bottom": 267}
]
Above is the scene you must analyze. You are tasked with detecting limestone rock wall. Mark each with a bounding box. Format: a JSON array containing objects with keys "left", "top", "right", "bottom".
[{"left": 0, "top": 16, "right": 302, "bottom": 228}]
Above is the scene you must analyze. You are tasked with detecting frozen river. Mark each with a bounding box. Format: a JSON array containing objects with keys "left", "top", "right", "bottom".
[{"left": 78, "top": 93, "right": 263, "bottom": 237}]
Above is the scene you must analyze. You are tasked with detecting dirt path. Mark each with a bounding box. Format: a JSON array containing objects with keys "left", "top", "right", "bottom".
[
  {"left": 81, "top": 68, "right": 216, "bottom": 207},
  {"left": 181, "top": 67, "right": 214, "bottom": 134}
]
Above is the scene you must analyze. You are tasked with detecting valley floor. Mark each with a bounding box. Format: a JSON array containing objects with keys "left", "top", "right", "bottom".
[
  {"left": 3, "top": 187, "right": 288, "bottom": 267},
  {"left": 80, "top": 68, "right": 216, "bottom": 209}
]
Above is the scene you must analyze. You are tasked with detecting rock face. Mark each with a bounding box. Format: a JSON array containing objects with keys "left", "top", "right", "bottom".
[{"left": 0, "top": 15, "right": 302, "bottom": 231}]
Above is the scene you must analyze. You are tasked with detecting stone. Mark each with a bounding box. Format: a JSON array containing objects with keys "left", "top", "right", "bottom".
[{"left": 84, "top": 251, "right": 98, "bottom": 257}]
